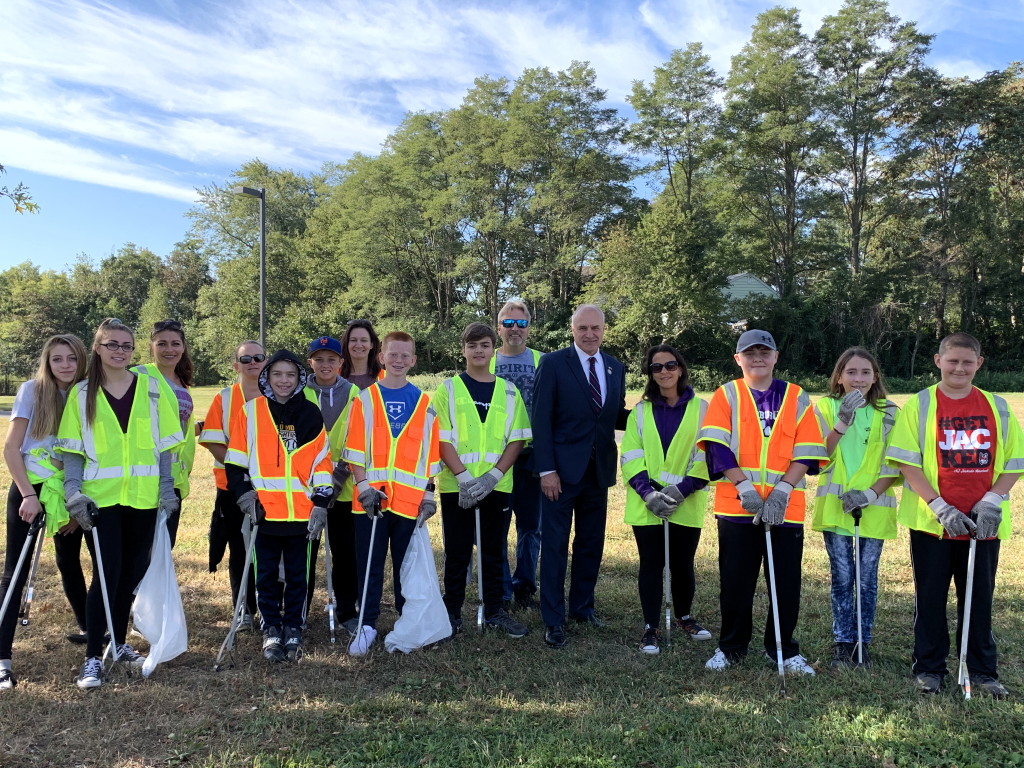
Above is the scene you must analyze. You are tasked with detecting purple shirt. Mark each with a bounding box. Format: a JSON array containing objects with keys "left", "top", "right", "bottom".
[{"left": 626, "top": 388, "right": 709, "bottom": 500}]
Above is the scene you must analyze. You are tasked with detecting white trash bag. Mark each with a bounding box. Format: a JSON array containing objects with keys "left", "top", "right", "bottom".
[
  {"left": 385, "top": 525, "right": 451, "bottom": 653},
  {"left": 132, "top": 511, "right": 188, "bottom": 677}
]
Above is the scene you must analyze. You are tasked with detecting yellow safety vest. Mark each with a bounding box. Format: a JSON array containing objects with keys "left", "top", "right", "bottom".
[
  {"left": 56, "top": 373, "right": 184, "bottom": 510},
  {"left": 620, "top": 397, "right": 709, "bottom": 528},
  {"left": 133, "top": 363, "right": 196, "bottom": 499},
  {"left": 433, "top": 375, "right": 532, "bottom": 494},
  {"left": 885, "top": 386, "right": 1024, "bottom": 539},
  {"left": 326, "top": 385, "right": 359, "bottom": 502}
]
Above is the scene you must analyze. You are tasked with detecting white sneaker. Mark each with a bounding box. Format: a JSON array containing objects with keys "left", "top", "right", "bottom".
[
  {"left": 348, "top": 625, "right": 377, "bottom": 657},
  {"left": 705, "top": 648, "right": 736, "bottom": 670},
  {"left": 116, "top": 643, "right": 147, "bottom": 670},
  {"left": 76, "top": 657, "right": 103, "bottom": 689},
  {"left": 782, "top": 654, "right": 816, "bottom": 676}
]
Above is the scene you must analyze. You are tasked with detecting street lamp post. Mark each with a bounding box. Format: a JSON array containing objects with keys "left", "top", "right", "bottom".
[{"left": 232, "top": 186, "right": 267, "bottom": 348}]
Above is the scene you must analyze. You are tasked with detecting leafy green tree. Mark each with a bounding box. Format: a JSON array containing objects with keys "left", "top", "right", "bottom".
[{"left": 0, "top": 164, "right": 39, "bottom": 214}]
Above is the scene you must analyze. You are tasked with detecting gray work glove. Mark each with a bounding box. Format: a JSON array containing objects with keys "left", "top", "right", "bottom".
[
  {"left": 643, "top": 490, "right": 678, "bottom": 520},
  {"left": 237, "top": 490, "right": 265, "bottom": 526},
  {"left": 837, "top": 389, "right": 866, "bottom": 426},
  {"left": 332, "top": 461, "right": 351, "bottom": 497},
  {"left": 455, "top": 470, "right": 476, "bottom": 509},
  {"left": 754, "top": 481, "right": 793, "bottom": 527},
  {"left": 734, "top": 479, "right": 764, "bottom": 520},
  {"left": 356, "top": 480, "right": 386, "bottom": 518},
  {"left": 467, "top": 468, "right": 504, "bottom": 502},
  {"left": 839, "top": 488, "right": 877, "bottom": 515},
  {"left": 928, "top": 496, "right": 977, "bottom": 538},
  {"left": 66, "top": 491, "right": 96, "bottom": 532},
  {"left": 307, "top": 505, "right": 328, "bottom": 540},
  {"left": 159, "top": 489, "right": 180, "bottom": 517},
  {"left": 662, "top": 484, "right": 685, "bottom": 504},
  {"left": 971, "top": 492, "right": 1004, "bottom": 540},
  {"left": 416, "top": 489, "right": 437, "bottom": 528}
]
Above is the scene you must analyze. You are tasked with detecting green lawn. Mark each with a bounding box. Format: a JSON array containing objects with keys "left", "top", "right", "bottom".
[{"left": 1, "top": 389, "right": 1023, "bottom": 767}]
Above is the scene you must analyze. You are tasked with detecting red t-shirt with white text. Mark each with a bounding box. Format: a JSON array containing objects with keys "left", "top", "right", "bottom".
[{"left": 935, "top": 387, "right": 995, "bottom": 540}]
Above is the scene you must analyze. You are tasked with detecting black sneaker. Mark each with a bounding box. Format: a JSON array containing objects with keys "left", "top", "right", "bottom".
[
  {"left": 283, "top": 626, "right": 303, "bottom": 662},
  {"left": 915, "top": 672, "right": 943, "bottom": 694},
  {"left": 484, "top": 610, "right": 529, "bottom": 638},
  {"left": 263, "top": 626, "right": 286, "bottom": 663},
  {"left": 640, "top": 625, "right": 660, "bottom": 655},
  {"left": 76, "top": 656, "right": 103, "bottom": 689},
  {"left": 0, "top": 668, "right": 15, "bottom": 690},
  {"left": 851, "top": 643, "right": 871, "bottom": 668},
  {"left": 544, "top": 625, "right": 567, "bottom": 649},
  {"left": 831, "top": 641, "right": 855, "bottom": 668},
  {"left": 449, "top": 614, "right": 464, "bottom": 636},
  {"left": 676, "top": 617, "right": 712, "bottom": 640},
  {"left": 972, "top": 674, "right": 1010, "bottom": 699}
]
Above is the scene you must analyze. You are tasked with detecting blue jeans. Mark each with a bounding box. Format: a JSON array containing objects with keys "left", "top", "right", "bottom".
[
  {"left": 822, "top": 530, "right": 884, "bottom": 644},
  {"left": 502, "top": 458, "right": 542, "bottom": 601}
]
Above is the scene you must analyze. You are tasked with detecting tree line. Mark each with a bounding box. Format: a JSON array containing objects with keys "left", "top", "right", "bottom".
[{"left": 3, "top": 0, "right": 1023, "bottom": 393}]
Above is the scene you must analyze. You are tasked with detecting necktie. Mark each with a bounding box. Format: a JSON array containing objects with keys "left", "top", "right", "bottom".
[{"left": 588, "top": 356, "right": 602, "bottom": 414}]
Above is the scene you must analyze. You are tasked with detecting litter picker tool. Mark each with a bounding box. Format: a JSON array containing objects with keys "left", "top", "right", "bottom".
[
  {"left": 19, "top": 516, "right": 47, "bottom": 626},
  {"left": 324, "top": 527, "right": 337, "bottom": 644},
  {"left": 0, "top": 511, "right": 45, "bottom": 629},
  {"left": 852, "top": 505, "right": 864, "bottom": 666},
  {"left": 958, "top": 533, "right": 978, "bottom": 700},
  {"left": 663, "top": 519, "right": 672, "bottom": 647},
  {"left": 353, "top": 491, "right": 382, "bottom": 650},
  {"left": 89, "top": 503, "right": 121, "bottom": 671},
  {"left": 474, "top": 505, "right": 484, "bottom": 632},
  {"left": 764, "top": 523, "right": 786, "bottom": 695},
  {"left": 214, "top": 521, "right": 258, "bottom": 671}
]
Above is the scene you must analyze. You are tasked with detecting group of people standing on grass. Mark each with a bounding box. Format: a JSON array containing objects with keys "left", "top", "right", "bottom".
[{"left": 0, "top": 303, "right": 1020, "bottom": 700}]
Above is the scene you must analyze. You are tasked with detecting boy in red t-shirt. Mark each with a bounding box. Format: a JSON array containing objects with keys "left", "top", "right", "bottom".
[{"left": 886, "top": 333, "right": 1024, "bottom": 697}]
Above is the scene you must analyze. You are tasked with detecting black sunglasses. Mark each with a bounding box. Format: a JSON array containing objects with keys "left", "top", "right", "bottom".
[
  {"left": 649, "top": 361, "right": 681, "bottom": 374},
  {"left": 500, "top": 319, "right": 529, "bottom": 328},
  {"left": 238, "top": 353, "right": 267, "bottom": 364},
  {"left": 154, "top": 319, "right": 182, "bottom": 332}
]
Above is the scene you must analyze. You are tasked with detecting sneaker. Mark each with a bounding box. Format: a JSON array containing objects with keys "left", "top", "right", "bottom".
[
  {"left": 341, "top": 617, "right": 359, "bottom": 635},
  {"left": 676, "top": 617, "right": 712, "bottom": 641},
  {"left": 640, "top": 625, "right": 660, "bottom": 655},
  {"left": 116, "top": 643, "right": 147, "bottom": 670},
  {"left": 262, "top": 626, "right": 286, "bottom": 663},
  {"left": 348, "top": 625, "right": 377, "bottom": 657},
  {"left": 830, "top": 642, "right": 855, "bottom": 668},
  {"left": 76, "top": 656, "right": 103, "bottom": 689},
  {"left": 851, "top": 643, "right": 871, "bottom": 668},
  {"left": 283, "top": 626, "right": 303, "bottom": 662},
  {"left": 915, "top": 672, "right": 943, "bottom": 695},
  {"left": 449, "top": 614, "right": 464, "bottom": 637},
  {"left": 0, "top": 668, "right": 16, "bottom": 690},
  {"left": 544, "top": 625, "right": 567, "bottom": 649},
  {"left": 972, "top": 674, "right": 1009, "bottom": 699},
  {"left": 241, "top": 613, "right": 255, "bottom": 631},
  {"left": 66, "top": 632, "right": 88, "bottom": 645},
  {"left": 485, "top": 610, "right": 529, "bottom": 638},
  {"left": 781, "top": 654, "right": 816, "bottom": 676},
  {"left": 705, "top": 648, "right": 738, "bottom": 670}
]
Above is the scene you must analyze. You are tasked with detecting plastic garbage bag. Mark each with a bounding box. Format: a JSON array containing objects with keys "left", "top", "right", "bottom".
[
  {"left": 132, "top": 511, "right": 188, "bottom": 677},
  {"left": 384, "top": 525, "right": 451, "bottom": 653}
]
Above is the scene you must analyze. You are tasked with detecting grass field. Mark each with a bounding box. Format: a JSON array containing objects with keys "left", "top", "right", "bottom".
[{"left": 2, "top": 387, "right": 1024, "bottom": 767}]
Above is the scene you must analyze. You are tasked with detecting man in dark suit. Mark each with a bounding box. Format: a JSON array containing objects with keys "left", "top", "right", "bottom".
[{"left": 531, "top": 304, "right": 630, "bottom": 648}]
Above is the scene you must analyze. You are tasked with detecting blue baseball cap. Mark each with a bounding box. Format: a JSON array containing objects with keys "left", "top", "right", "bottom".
[{"left": 307, "top": 336, "right": 343, "bottom": 356}]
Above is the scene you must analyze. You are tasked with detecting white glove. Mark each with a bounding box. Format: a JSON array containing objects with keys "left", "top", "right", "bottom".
[
  {"left": 467, "top": 468, "right": 504, "bottom": 502},
  {"left": 307, "top": 506, "right": 328, "bottom": 540},
  {"left": 455, "top": 470, "right": 476, "bottom": 509},
  {"left": 928, "top": 496, "right": 976, "bottom": 538}
]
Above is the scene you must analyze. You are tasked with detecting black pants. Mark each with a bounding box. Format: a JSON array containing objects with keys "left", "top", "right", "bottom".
[
  {"left": 632, "top": 522, "right": 702, "bottom": 627},
  {"left": 353, "top": 511, "right": 415, "bottom": 629},
  {"left": 910, "top": 529, "right": 1000, "bottom": 678},
  {"left": 304, "top": 501, "right": 359, "bottom": 623},
  {"left": 217, "top": 489, "right": 257, "bottom": 616},
  {"left": 83, "top": 505, "right": 157, "bottom": 658},
  {"left": 539, "top": 460, "right": 608, "bottom": 628},
  {"left": 254, "top": 531, "right": 310, "bottom": 631},
  {"left": 166, "top": 488, "right": 182, "bottom": 548},
  {"left": 2, "top": 483, "right": 89, "bottom": 658},
  {"left": 441, "top": 491, "right": 509, "bottom": 619},
  {"left": 717, "top": 519, "right": 803, "bottom": 660}
]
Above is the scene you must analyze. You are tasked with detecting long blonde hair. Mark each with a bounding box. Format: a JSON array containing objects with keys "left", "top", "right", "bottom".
[
  {"left": 30, "top": 334, "right": 88, "bottom": 439},
  {"left": 85, "top": 318, "right": 135, "bottom": 425}
]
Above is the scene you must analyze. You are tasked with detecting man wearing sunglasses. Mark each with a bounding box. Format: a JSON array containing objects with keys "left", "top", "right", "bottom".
[
  {"left": 490, "top": 301, "right": 545, "bottom": 611},
  {"left": 199, "top": 341, "right": 268, "bottom": 627}
]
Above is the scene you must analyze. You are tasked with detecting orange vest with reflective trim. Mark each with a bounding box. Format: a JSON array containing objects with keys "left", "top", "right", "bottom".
[
  {"left": 200, "top": 383, "right": 246, "bottom": 491},
  {"left": 343, "top": 385, "right": 441, "bottom": 520},
  {"left": 697, "top": 380, "right": 826, "bottom": 524},
  {"left": 225, "top": 397, "right": 333, "bottom": 522}
]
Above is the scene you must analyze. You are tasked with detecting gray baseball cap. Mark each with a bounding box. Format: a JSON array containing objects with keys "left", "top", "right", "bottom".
[{"left": 736, "top": 329, "right": 777, "bottom": 353}]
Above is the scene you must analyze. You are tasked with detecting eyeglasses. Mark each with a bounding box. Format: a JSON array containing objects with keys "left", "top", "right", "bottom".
[
  {"left": 500, "top": 319, "right": 529, "bottom": 328},
  {"left": 238, "top": 354, "right": 267, "bottom": 364},
  {"left": 100, "top": 341, "right": 135, "bottom": 352},
  {"left": 649, "top": 361, "right": 681, "bottom": 373},
  {"left": 154, "top": 319, "right": 182, "bottom": 332}
]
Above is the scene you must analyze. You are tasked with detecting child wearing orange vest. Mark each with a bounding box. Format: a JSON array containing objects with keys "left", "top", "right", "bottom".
[
  {"left": 225, "top": 350, "right": 333, "bottom": 663},
  {"left": 697, "top": 330, "right": 825, "bottom": 674},
  {"left": 343, "top": 331, "right": 441, "bottom": 656}
]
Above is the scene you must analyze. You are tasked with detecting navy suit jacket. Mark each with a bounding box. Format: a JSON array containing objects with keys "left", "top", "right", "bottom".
[{"left": 530, "top": 345, "right": 630, "bottom": 488}]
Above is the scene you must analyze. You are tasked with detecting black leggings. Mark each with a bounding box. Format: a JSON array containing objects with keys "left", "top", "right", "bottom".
[
  {"left": 632, "top": 523, "right": 702, "bottom": 627},
  {"left": 2, "top": 483, "right": 88, "bottom": 658},
  {"left": 83, "top": 505, "right": 157, "bottom": 658}
]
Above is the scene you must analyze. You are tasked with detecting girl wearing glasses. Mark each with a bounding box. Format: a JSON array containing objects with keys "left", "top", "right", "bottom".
[
  {"left": 56, "top": 318, "right": 184, "bottom": 689},
  {"left": 199, "top": 341, "right": 267, "bottom": 627},
  {"left": 1, "top": 335, "right": 89, "bottom": 690},
  {"left": 340, "top": 320, "right": 382, "bottom": 390},
  {"left": 132, "top": 319, "right": 196, "bottom": 546},
  {"left": 620, "top": 344, "right": 711, "bottom": 655}
]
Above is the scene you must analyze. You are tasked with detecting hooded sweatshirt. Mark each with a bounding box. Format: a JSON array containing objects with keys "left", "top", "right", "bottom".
[
  {"left": 304, "top": 374, "right": 356, "bottom": 431},
  {"left": 226, "top": 349, "right": 332, "bottom": 535}
]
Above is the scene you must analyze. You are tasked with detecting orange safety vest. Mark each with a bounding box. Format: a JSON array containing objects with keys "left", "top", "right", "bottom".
[
  {"left": 224, "top": 397, "right": 333, "bottom": 522},
  {"left": 343, "top": 385, "right": 441, "bottom": 520},
  {"left": 697, "top": 379, "right": 826, "bottom": 524},
  {"left": 199, "top": 382, "right": 246, "bottom": 491}
]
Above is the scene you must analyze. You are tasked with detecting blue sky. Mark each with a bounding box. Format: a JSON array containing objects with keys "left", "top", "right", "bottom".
[{"left": 2, "top": 0, "right": 1022, "bottom": 273}]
